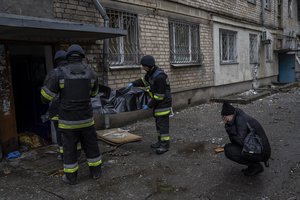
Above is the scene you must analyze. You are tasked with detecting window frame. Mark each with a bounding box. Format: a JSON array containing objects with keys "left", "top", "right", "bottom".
[
  {"left": 298, "top": 0, "right": 300, "bottom": 21},
  {"left": 247, "top": 0, "right": 256, "bottom": 5},
  {"left": 169, "top": 19, "right": 202, "bottom": 67},
  {"left": 265, "top": 43, "right": 272, "bottom": 62},
  {"left": 106, "top": 9, "right": 140, "bottom": 68},
  {"left": 219, "top": 29, "right": 238, "bottom": 64},
  {"left": 288, "top": 0, "right": 293, "bottom": 18},
  {"left": 264, "top": 0, "right": 271, "bottom": 10},
  {"left": 249, "top": 34, "right": 259, "bottom": 64}
]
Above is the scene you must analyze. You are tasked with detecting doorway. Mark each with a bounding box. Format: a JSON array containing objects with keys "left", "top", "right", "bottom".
[
  {"left": 8, "top": 44, "right": 52, "bottom": 140},
  {"left": 278, "top": 53, "right": 295, "bottom": 83}
]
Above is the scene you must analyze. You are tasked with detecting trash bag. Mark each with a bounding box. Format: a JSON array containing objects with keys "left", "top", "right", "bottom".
[{"left": 97, "top": 86, "right": 151, "bottom": 114}]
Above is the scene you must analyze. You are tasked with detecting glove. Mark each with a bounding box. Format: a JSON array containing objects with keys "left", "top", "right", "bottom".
[
  {"left": 142, "top": 105, "right": 149, "bottom": 110},
  {"left": 127, "top": 83, "right": 133, "bottom": 88}
]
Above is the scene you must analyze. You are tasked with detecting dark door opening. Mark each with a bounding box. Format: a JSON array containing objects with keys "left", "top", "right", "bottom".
[{"left": 9, "top": 45, "right": 51, "bottom": 140}]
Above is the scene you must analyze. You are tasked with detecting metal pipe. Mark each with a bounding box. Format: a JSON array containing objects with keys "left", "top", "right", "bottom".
[
  {"left": 92, "top": 0, "right": 110, "bottom": 129},
  {"left": 261, "top": 0, "right": 265, "bottom": 25}
]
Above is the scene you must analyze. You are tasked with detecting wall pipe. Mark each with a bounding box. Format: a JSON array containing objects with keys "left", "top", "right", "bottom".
[{"left": 92, "top": 0, "right": 110, "bottom": 129}]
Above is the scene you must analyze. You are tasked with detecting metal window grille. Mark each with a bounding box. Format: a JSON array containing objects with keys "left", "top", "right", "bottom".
[
  {"left": 288, "top": 0, "right": 292, "bottom": 18},
  {"left": 265, "top": 43, "right": 272, "bottom": 61},
  {"left": 107, "top": 9, "right": 140, "bottom": 66},
  {"left": 249, "top": 34, "right": 258, "bottom": 64},
  {"left": 220, "top": 29, "right": 237, "bottom": 63},
  {"left": 264, "top": 0, "right": 271, "bottom": 10},
  {"left": 169, "top": 20, "right": 201, "bottom": 64},
  {"left": 298, "top": 1, "right": 300, "bottom": 21}
]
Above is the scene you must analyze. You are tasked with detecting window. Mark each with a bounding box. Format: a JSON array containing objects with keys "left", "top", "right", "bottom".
[
  {"left": 249, "top": 34, "right": 258, "bottom": 64},
  {"left": 265, "top": 43, "right": 272, "bottom": 61},
  {"left": 247, "top": 0, "right": 256, "bottom": 4},
  {"left": 220, "top": 29, "right": 237, "bottom": 64},
  {"left": 169, "top": 20, "right": 201, "bottom": 65},
  {"left": 278, "top": 0, "right": 282, "bottom": 17},
  {"left": 107, "top": 9, "right": 139, "bottom": 66},
  {"left": 298, "top": 1, "right": 300, "bottom": 21},
  {"left": 264, "top": 0, "right": 271, "bottom": 10},
  {"left": 288, "top": 0, "right": 292, "bottom": 18}
]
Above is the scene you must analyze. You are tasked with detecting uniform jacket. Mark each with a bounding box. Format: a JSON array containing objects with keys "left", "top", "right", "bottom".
[
  {"left": 225, "top": 108, "right": 271, "bottom": 160},
  {"left": 47, "top": 60, "right": 68, "bottom": 121},
  {"left": 41, "top": 61, "right": 99, "bottom": 129},
  {"left": 132, "top": 66, "right": 172, "bottom": 116}
]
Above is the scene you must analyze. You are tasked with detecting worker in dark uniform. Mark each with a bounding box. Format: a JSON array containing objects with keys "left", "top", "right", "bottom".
[
  {"left": 48, "top": 50, "right": 67, "bottom": 160},
  {"left": 41, "top": 44, "right": 102, "bottom": 185},
  {"left": 128, "top": 55, "right": 172, "bottom": 155},
  {"left": 45, "top": 50, "right": 82, "bottom": 161}
]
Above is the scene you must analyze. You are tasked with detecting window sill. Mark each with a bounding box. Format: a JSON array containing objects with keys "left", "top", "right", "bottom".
[
  {"left": 109, "top": 65, "right": 141, "bottom": 70},
  {"left": 220, "top": 62, "right": 239, "bottom": 65},
  {"left": 247, "top": 1, "right": 256, "bottom": 5},
  {"left": 171, "top": 63, "right": 202, "bottom": 68}
]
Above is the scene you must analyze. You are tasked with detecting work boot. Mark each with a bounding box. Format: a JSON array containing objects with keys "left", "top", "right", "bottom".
[
  {"left": 89, "top": 166, "right": 102, "bottom": 180},
  {"left": 156, "top": 141, "right": 170, "bottom": 155},
  {"left": 150, "top": 136, "right": 161, "bottom": 149},
  {"left": 62, "top": 172, "right": 77, "bottom": 185},
  {"left": 243, "top": 163, "right": 264, "bottom": 176}
]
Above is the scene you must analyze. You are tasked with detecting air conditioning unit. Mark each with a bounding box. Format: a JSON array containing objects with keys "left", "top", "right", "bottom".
[{"left": 261, "top": 31, "right": 271, "bottom": 44}]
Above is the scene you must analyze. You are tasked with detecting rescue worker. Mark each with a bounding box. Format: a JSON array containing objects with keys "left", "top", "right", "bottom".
[
  {"left": 221, "top": 101, "right": 271, "bottom": 176},
  {"left": 43, "top": 50, "right": 82, "bottom": 161},
  {"left": 41, "top": 44, "right": 102, "bottom": 185},
  {"left": 128, "top": 55, "right": 172, "bottom": 155}
]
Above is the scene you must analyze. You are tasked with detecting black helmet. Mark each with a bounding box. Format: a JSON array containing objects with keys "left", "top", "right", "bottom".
[
  {"left": 141, "top": 55, "right": 155, "bottom": 68},
  {"left": 66, "top": 44, "right": 85, "bottom": 58},
  {"left": 54, "top": 50, "right": 66, "bottom": 61}
]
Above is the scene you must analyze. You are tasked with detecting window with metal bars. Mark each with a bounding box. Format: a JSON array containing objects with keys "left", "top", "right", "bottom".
[
  {"left": 265, "top": 43, "right": 272, "bottom": 61},
  {"left": 107, "top": 9, "right": 139, "bottom": 66},
  {"left": 249, "top": 34, "right": 258, "bottom": 64},
  {"left": 220, "top": 29, "right": 237, "bottom": 64},
  {"left": 169, "top": 20, "right": 201, "bottom": 65},
  {"left": 288, "top": 0, "right": 293, "bottom": 18},
  {"left": 264, "top": 0, "right": 271, "bottom": 10},
  {"left": 298, "top": 1, "right": 300, "bottom": 21}
]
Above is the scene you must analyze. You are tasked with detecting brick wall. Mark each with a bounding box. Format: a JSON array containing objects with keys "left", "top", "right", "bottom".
[
  {"left": 167, "top": 0, "right": 278, "bottom": 28},
  {"left": 52, "top": 0, "right": 277, "bottom": 91},
  {"left": 53, "top": 0, "right": 105, "bottom": 83}
]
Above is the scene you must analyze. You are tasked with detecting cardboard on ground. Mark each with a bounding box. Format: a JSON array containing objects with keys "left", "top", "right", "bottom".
[{"left": 96, "top": 128, "right": 142, "bottom": 146}]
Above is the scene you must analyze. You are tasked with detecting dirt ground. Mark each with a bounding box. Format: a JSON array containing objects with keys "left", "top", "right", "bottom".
[{"left": 0, "top": 87, "right": 300, "bottom": 200}]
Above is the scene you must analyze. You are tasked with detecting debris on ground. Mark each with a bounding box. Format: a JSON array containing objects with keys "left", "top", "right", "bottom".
[
  {"left": 214, "top": 147, "right": 224, "bottom": 154},
  {"left": 7, "top": 151, "right": 21, "bottom": 160},
  {"left": 18, "top": 132, "right": 47, "bottom": 149},
  {"left": 96, "top": 128, "right": 142, "bottom": 146},
  {"left": 3, "top": 166, "right": 11, "bottom": 175}
]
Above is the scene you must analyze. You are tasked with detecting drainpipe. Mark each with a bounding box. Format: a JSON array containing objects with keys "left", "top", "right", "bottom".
[
  {"left": 261, "top": 0, "right": 265, "bottom": 25},
  {"left": 93, "top": 0, "right": 110, "bottom": 129}
]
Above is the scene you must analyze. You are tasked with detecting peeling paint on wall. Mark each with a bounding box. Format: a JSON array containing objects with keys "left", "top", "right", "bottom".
[{"left": 0, "top": 45, "right": 12, "bottom": 115}]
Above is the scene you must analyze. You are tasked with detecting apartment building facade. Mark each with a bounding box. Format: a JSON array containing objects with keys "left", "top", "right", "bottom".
[{"left": 0, "top": 0, "right": 296, "bottom": 153}]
